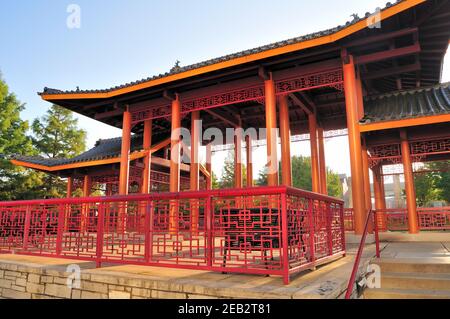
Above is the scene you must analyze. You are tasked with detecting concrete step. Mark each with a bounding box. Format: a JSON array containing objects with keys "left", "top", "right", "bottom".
[
  {"left": 380, "top": 272, "right": 450, "bottom": 291},
  {"left": 373, "top": 259, "right": 450, "bottom": 274},
  {"left": 364, "top": 288, "right": 450, "bottom": 299}
]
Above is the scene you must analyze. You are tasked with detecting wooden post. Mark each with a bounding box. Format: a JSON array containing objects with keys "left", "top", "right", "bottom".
[
  {"left": 279, "top": 94, "right": 292, "bottom": 187},
  {"left": 119, "top": 109, "right": 132, "bottom": 195},
  {"left": 343, "top": 55, "right": 366, "bottom": 235},
  {"left": 264, "top": 75, "right": 279, "bottom": 186},
  {"left": 81, "top": 175, "right": 91, "bottom": 233},
  {"left": 373, "top": 165, "right": 387, "bottom": 231},
  {"left": 190, "top": 111, "right": 200, "bottom": 234},
  {"left": 169, "top": 95, "right": 181, "bottom": 234},
  {"left": 361, "top": 141, "right": 372, "bottom": 211},
  {"left": 245, "top": 135, "right": 253, "bottom": 188},
  {"left": 206, "top": 143, "right": 213, "bottom": 190},
  {"left": 318, "top": 127, "right": 327, "bottom": 195},
  {"left": 141, "top": 119, "right": 152, "bottom": 194},
  {"left": 234, "top": 125, "right": 243, "bottom": 189},
  {"left": 400, "top": 130, "right": 419, "bottom": 234},
  {"left": 361, "top": 140, "right": 373, "bottom": 233},
  {"left": 118, "top": 109, "right": 132, "bottom": 232},
  {"left": 309, "top": 113, "right": 320, "bottom": 193},
  {"left": 65, "top": 177, "right": 73, "bottom": 231}
]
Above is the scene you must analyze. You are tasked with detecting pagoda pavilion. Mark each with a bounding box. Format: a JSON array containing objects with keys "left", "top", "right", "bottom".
[{"left": 2, "top": 0, "right": 450, "bottom": 283}]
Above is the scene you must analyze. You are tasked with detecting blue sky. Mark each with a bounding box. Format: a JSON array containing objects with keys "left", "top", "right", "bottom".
[{"left": 1, "top": 0, "right": 449, "bottom": 177}]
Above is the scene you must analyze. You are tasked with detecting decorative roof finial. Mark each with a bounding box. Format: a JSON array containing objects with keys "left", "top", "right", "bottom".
[
  {"left": 350, "top": 13, "right": 360, "bottom": 22},
  {"left": 170, "top": 60, "right": 181, "bottom": 73}
]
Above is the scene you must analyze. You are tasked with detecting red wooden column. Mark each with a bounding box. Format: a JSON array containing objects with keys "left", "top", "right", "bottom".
[
  {"left": 234, "top": 125, "right": 243, "bottom": 189},
  {"left": 343, "top": 55, "right": 366, "bottom": 235},
  {"left": 309, "top": 113, "right": 320, "bottom": 193},
  {"left": 118, "top": 109, "right": 132, "bottom": 232},
  {"left": 361, "top": 140, "right": 372, "bottom": 212},
  {"left": 66, "top": 177, "right": 73, "bottom": 198},
  {"left": 206, "top": 143, "right": 213, "bottom": 190},
  {"left": 361, "top": 140, "right": 373, "bottom": 233},
  {"left": 246, "top": 135, "right": 253, "bottom": 187},
  {"left": 65, "top": 177, "right": 73, "bottom": 231},
  {"left": 400, "top": 130, "right": 419, "bottom": 234},
  {"left": 81, "top": 175, "right": 91, "bottom": 232},
  {"left": 279, "top": 94, "right": 292, "bottom": 186},
  {"left": 264, "top": 74, "right": 279, "bottom": 186},
  {"left": 119, "top": 109, "right": 132, "bottom": 195},
  {"left": 190, "top": 111, "right": 200, "bottom": 233},
  {"left": 373, "top": 165, "right": 387, "bottom": 231},
  {"left": 169, "top": 95, "right": 181, "bottom": 234},
  {"left": 318, "top": 127, "right": 327, "bottom": 195},
  {"left": 141, "top": 119, "right": 152, "bottom": 194},
  {"left": 190, "top": 111, "right": 200, "bottom": 191}
]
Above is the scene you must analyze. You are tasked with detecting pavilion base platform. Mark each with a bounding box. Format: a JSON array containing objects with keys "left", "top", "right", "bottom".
[
  {"left": 364, "top": 242, "right": 450, "bottom": 299},
  {"left": 345, "top": 233, "right": 376, "bottom": 245},
  {"left": 379, "top": 232, "right": 450, "bottom": 243},
  {"left": 0, "top": 244, "right": 382, "bottom": 299}
]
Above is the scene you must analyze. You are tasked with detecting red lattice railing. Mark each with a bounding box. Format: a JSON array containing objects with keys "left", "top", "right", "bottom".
[
  {"left": 344, "top": 207, "right": 450, "bottom": 232},
  {"left": 0, "top": 187, "right": 345, "bottom": 284}
]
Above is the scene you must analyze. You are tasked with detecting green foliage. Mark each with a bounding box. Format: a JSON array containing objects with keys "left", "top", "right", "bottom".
[
  {"left": 255, "top": 156, "right": 343, "bottom": 198},
  {"left": 0, "top": 74, "right": 44, "bottom": 200},
  {"left": 211, "top": 171, "right": 220, "bottom": 189},
  {"left": 218, "top": 152, "right": 235, "bottom": 189},
  {"left": 414, "top": 161, "right": 450, "bottom": 206},
  {"left": 218, "top": 152, "right": 248, "bottom": 188},
  {"left": 31, "top": 105, "right": 87, "bottom": 198},
  {"left": 32, "top": 105, "right": 86, "bottom": 158}
]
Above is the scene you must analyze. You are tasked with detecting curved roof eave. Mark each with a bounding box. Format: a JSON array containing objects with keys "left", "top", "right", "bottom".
[{"left": 39, "top": 0, "right": 425, "bottom": 102}]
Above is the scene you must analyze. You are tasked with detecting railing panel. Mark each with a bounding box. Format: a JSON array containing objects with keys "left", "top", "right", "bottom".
[
  {"left": 0, "top": 206, "right": 27, "bottom": 252},
  {"left": 0, "top": 186, "right": 345, "bottom": 283},
  {"left": 212, "top": 194, "right": 283, "bottom": 272},
  {"left": 344, "top": 207, "right": 450, "bottom": 232},
  {"left": 60, "top": 202, "right": 99, "bottom": 259}
]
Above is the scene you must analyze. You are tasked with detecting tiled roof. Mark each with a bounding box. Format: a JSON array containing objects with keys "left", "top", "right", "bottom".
[
  {"left": 361, "top": 82, "right": 450, "bottom": 124},
  {"left": 39, "top": 1, "right": 405, "bottom": 96},
  {"left": 13, "top": 135, "right": 143, "bottom": 167}
]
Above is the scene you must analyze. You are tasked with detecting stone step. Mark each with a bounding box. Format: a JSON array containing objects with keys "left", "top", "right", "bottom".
[
  {"left": 380, "top": 272, "right": 450, "bottom": 291},
  {"left": 364, "top": 288, "right": 450, "bottom": 299},
  {"left": 372, "top": 258, "right": 450, "bottom": 274}
]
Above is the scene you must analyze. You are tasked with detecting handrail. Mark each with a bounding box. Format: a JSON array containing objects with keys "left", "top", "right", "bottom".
[
  {"left": 345, "top": 210, "right": 380, "bottom": 299},
  {"left": 0, "top": 185, "right": 344, "bottom": 207}
]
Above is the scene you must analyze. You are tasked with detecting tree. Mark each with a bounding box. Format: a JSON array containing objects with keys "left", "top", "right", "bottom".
[
  {"left": 255, "top": 156, "right": 343, "bottom": 198},
  {"left": 0, "top": 74, "right": 42, "bottom": 200},
  {"left": 218, "top": 152, "right": 235, "bottom": 189},
  {"left": 32, "top": 105, "right": 87, "bottom": 198},
  {"left": 414, "top": 161, "right": 450, "bottom": 206},
  {"left": 32, "top": 105, "right": 86, "bottom": 158},
  {"left": 218, "top": 151, "right": 248, "bottom": 188}
]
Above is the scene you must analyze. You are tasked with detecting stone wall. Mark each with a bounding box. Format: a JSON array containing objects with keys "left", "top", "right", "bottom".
[{"left": 0, "top": 261, "right": 221, "bottom": 299}]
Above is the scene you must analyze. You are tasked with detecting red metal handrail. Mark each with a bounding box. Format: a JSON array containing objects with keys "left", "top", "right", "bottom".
[{"left": 345, "top": 210, "right": 380, "bottom": 299}]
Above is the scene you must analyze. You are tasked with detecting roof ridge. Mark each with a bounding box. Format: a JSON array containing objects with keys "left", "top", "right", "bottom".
[{"left": 39, "top": 0, "right": 405, "bottom": 96}]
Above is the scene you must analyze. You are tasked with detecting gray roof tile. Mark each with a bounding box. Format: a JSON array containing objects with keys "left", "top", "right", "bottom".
[
  {"left": 13, "top": 135, "right": 143, "bottom": 168},
  {"left": 361, "top": 82, "right": 450, "bottom": 124}
]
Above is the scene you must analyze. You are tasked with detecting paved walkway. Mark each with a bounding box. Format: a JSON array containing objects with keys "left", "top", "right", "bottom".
[{"left": 380, "top": 242, "right": 450, "bottom": 259}]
